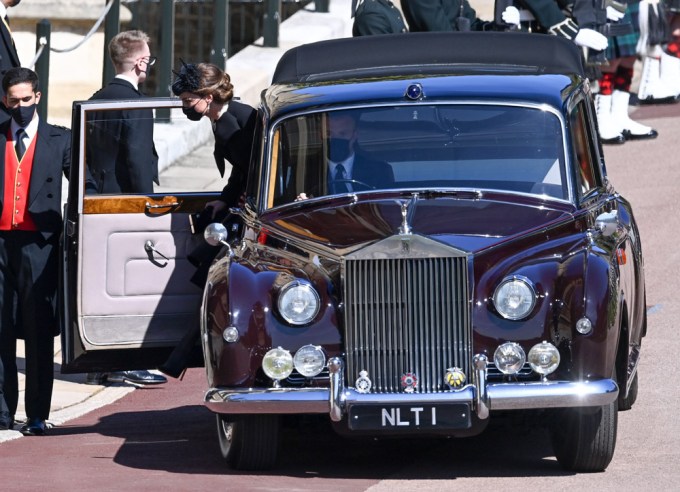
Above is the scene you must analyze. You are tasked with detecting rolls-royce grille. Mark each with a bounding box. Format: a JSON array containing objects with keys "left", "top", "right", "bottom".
[{"left": 344, "top": 256, "right": 471, "bottom": 393}]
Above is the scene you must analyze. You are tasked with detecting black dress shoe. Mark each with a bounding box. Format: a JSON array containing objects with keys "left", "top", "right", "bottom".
[
  {"left": 637, "top": 94, "right": 680, "bottom": 105},
  {"left": 623, "top": 129, "right": 659, "bottom": 140},
  {"left": 107, "top": 370, "right": 167, "bottom": 386},
  {"left": 600, "top": 134, "right": 626, "bottom": 145},
  {"left": 20, "top": 418, "right": 47, "bottom": 436}
]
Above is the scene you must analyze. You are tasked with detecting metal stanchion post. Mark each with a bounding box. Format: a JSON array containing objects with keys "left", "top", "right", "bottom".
[
  {"left": 102, "top": 0, "right": 121, "bottom": 86},
  {"left": 315, "top": 0, "right": 330, "bottom": 13},
  {"left": 263, "top": 0, "right": 281, "bottom": 48},
  {"left": 156, "top": 0, "right": 175, "bottom": 120},
  {"left": 35, "top": 19, "right": 51, "bottom": 122},
  {"left": 211, "top": 0, "right": 229, "bottom": 70}
]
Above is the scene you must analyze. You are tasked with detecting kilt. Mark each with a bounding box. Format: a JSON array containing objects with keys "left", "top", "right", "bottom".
[{"left": 606, "top": 2, "right": 641, "bottom": 59}]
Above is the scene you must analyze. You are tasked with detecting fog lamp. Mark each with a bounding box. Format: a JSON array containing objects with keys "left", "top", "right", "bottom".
[
  {"left": 293, "top": 345, "right": 326, "bottom": 377},
  {"left": 222, "top": 326, "right": 239, "bottom": 343},
  {"left": 528, "top": 341, "right": 560, "bottom": 376},
  {"left": 576, "top": 317, "right": 593, "bottom": 335},
  {"left": 278, "top": 281, "right": 320, "bottom": 325},
  {"left": 494, "top": 342, "right": 526, "bottom": 374},
  {"left": 262, "top": 347, "right": 294, "bottom": 381}
]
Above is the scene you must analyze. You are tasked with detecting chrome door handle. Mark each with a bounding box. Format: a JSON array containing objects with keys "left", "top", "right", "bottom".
[{"left": 144, "top": 240, "right": 169, "bottom": 264}]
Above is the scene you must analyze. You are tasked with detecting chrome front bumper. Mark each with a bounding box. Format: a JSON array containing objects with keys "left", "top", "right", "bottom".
[{"left": 204, "top": 355, "right": 619, "bottom": 420}]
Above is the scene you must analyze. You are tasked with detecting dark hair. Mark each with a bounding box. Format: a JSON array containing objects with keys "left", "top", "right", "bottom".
[
  {"left": 172, "top": 62, "right": 234, "bottom": 104},
  {"left": 2, "top": 67, "right": 40, "bottom": 94}
]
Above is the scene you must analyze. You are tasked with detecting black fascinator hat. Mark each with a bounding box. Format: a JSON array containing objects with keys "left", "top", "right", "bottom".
[{"left": 171, "top": 60, "right": 201, "bottom": 96}]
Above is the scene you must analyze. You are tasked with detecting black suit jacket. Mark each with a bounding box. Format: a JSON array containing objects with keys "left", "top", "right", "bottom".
[
  {"left": 353, "top": 0, "right": 408, "bottom": 36},
  {"left": 214, "top": 100, "right": 257, "bottom": 207},
  {"left": 305, "top": 147, "right": 395, "bottom": 199},
  {"left": 87, "top": 78, "right": 159, "bottom": 194},
  {"left": 0, "top": 119, "right": 71, "bottom": 236},
  {"left": 401, "top": 0, "right": 487, "bottom": 32},
  {"left": 0, "top": 16, "right": 20, "bottom": 99}
]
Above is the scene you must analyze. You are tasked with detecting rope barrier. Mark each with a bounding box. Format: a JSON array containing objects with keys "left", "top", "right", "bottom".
[{"left": 28, "top": 0, "right": 115, "bottom": 68}]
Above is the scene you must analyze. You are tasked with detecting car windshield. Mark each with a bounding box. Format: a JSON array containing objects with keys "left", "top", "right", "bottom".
[{"left": 266, "top": 105, "right": 567, "bottom": 208}]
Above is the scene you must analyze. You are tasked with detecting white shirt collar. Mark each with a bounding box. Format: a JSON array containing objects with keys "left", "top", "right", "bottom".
[
  {"left": 0, "top": 5, "right": 8, "bottom": 19},
  {"left": 115, "top": 73, "right": 138, "bottom": 91}
]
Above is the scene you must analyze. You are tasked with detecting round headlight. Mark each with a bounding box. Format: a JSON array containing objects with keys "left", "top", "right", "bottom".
[
  {"left": 277, "top": 281, "right": 320, "bottom": 325},
  {"left": 528, "top": 341, "right": 560, "bottom": 376},
  {"left": 293, "top": 345, "right": 326, "bottom": 377},
  {"left": 262, "top": 347, "right": 294, "bottom": 381},
  {"left": 494, "top": 342, "right": 526, "bottom": 375},
  {"left": 493, "top": 276, "right": 536, "bottom": 320}
]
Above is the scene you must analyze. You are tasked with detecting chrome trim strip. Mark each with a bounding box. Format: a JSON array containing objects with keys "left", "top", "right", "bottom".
[
  {"left": 487, "top": 379, "right": 619, "bottom": 410},
  {"left": 204, "top": 378, "right": 618, "bottom": 415}
]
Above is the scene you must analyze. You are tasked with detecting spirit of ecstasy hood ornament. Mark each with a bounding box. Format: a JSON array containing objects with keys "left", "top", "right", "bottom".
[{"left": 398, "top": 193, "right": 419, "bottom": 235}]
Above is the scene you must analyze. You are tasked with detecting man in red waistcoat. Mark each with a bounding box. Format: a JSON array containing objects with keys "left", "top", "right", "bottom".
[{"left": 0, "top": 67, "right": 74, "bottom": 436}]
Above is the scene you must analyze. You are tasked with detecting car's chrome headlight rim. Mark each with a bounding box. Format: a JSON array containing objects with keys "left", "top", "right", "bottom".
[
  {"left": 277, "top": 280, "right": 320, "bottom": 326},
  {"left": 492, "top": 275, "right": 537, "bottom": 320},
  {"left": 528, "top": 341, "right": 560, "bottom": 376},
  {"left": 493, "top": 341, "right": 526, "bottom": 375},
  {"left": 262, "top": 347, "right": 294, "bottom": 381},
  {"left": 293, "top": 345, "right": 326, "bottom": 378}
]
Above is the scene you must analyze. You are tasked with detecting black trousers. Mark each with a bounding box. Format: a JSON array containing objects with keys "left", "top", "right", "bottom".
[{"left": 0, "top": 230, "right": 59, "bottom": 421}]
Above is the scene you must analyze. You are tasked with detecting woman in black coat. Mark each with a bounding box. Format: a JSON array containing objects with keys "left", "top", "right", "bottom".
[
  {"left": 171, "top": 62, "right": 257, "bottom": 218},
  {"left": 161, "top": 64, "right": 257, "bottom": 378}
]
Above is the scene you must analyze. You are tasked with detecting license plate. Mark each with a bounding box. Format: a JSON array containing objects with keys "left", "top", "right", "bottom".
[{"left": 348, "top": 403, "right": 471, "bottom": 431}]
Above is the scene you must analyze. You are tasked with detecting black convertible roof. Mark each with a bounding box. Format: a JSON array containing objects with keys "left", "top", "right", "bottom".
[{"left": 272, "top": 32, "right": 585, "bottom": 84}]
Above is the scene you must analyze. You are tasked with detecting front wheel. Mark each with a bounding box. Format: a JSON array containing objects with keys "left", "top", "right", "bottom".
[
  {"left": 550, "top": 398, "right": 618, "bottom": 472},
  {"left": 216, "top": 414, "right": 280, "bottom": 471}
]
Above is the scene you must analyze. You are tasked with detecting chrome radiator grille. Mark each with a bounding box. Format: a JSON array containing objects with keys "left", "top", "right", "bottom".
[{"left": 344, "top": 256, "right": 471, "bottom": 393}]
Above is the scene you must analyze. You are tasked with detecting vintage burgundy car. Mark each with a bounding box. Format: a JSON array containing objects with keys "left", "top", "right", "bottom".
[{"left": 62, "top": 32, "right": 646, "bottom": 473}]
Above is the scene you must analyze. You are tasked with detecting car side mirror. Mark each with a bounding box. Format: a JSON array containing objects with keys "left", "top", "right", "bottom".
[{"left": 204, "top": 222, "right": 229, "bottom": 246}]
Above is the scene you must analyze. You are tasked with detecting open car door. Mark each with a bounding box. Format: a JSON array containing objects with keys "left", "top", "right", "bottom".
[{"left": 61, "top": 98, "right": 217, "bottom": 373}]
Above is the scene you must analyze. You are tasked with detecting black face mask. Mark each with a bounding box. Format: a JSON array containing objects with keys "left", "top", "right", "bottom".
[
  {"left": 182, "top": 105, "right": 204, "bottom": 121},
  {"left": 326, "top": 137, "right": 352, "bottom": 162},
  {"left": 10, "top": 104, "right": 36, "bottom": 128}
]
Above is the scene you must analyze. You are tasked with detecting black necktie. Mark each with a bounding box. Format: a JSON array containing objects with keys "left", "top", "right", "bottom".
[
  {"left": 15, "top": 128, "right": 26, "bottom": 160},
  {"left": 334, "top": 164, "right": 349, "bottom": 193}
]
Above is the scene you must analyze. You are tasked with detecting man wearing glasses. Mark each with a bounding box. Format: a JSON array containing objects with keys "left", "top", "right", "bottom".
[
  {"left": 86, "top": 30, "right": 159, "bottom": 195},
  {"left": 84, "top": 30, "right": 166, "bottom": 387}
]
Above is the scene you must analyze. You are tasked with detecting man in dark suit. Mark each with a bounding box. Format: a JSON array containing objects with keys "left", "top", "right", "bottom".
[
  {"left": 85, "top": 30, "right": 165, "bottom": 387},
  {"left": 86, "top": 30, "right": 159, "bottom": 194},
  {"left": 0, "top": 0, "right": 21, "bottom": 124},
  {"left": 294, "top": 111, "right": 395, "bottom": 201},
  {"left": 0, "top": 67, "right": 71, "bottom": 435},
  {"left": 325, "top": 112, "right": 395, "bottom": 194}
]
